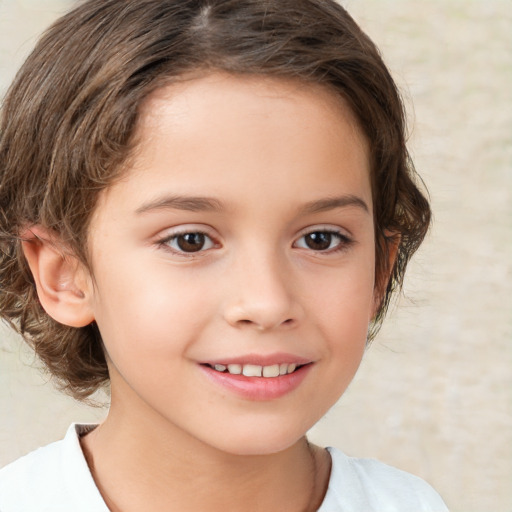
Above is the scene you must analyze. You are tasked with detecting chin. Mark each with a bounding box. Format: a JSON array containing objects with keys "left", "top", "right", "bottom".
[{"left": 203, "top": 421, "right": 311, "bottom": 457}]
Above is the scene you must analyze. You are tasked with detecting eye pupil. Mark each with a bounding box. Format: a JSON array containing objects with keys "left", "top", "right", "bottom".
[
  {"left": 177, "top": 233, "right": 205, "bottom": 252},
  {"left": 305, "top": 232, "right": 332, "bottom": 250}
]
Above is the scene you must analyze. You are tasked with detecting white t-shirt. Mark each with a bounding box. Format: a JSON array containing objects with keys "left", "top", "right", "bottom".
[{"left": 0, "top": 424, "right": 448, "bottom": 511}]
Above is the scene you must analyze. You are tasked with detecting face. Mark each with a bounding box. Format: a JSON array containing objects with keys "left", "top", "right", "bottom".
[{"left": 85, "top": 73, "right": 376, "bottom": 455}]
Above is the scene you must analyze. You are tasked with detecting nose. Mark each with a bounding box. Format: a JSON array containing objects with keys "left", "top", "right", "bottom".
[{"left": 222, "top": 251, "right": 303, "bottom": 331}]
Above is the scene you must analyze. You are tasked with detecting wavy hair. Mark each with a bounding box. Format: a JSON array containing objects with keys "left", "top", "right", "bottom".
[{"left": 0, "top": 0, "right": 430, "bottom": 400}]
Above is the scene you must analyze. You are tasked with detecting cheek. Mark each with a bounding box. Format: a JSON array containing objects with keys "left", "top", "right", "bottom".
[
  {"left": 91, "top": 256, "right": 219, "bottom": 360},
  {"left": 312, "top": 258, "right": 375, "bottom": 324},
  {"left": 307, "top": 260, "right": 375, "bottom": 376}
]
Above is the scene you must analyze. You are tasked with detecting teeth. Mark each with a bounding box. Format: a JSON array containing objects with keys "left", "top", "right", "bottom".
[
  {"left": 262, "top": 364, "right": 280, "bottom": 378},
  {"left": 211, "top": 362, "right": 301, "bottom": 378},
  {"left": 243, "top": 364, "right": 262, "bottom": 377},
  {"left": 227, "top": 364, "right": 242, "bottom": 375}
]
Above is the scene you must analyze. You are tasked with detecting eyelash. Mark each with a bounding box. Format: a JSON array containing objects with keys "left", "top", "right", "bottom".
[
  {"left": 156, "top": 229, "right": 216, "bottom": 257},
  {"left": 156, "top": 227, "right": 353, "bottom": 257},
  {"left": 293, "top": 229, "right": 353, "bottom": 254}
]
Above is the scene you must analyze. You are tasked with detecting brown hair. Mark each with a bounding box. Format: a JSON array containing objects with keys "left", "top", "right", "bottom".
[{"left": 0, "top": 0, "right": 430, "bottom": 400}]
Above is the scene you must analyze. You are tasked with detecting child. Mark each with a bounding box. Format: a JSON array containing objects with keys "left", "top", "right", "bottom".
[{"left": 0, "top": 0, "right": 448, "bottom": 510}]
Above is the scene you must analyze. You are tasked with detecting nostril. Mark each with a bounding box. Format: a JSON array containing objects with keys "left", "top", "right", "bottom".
[{"left": 235, "top": 318, "right": 295, "bottom": 329}]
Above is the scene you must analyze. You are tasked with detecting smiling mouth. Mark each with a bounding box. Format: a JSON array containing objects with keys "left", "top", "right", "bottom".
[{"left": 202, "top": 362, "right": 309, "bottom": 378}]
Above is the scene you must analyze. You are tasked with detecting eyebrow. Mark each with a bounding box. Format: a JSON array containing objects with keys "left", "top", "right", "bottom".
[
  {"left": 136, "top": 195, "right": 225, "bottom": 214},
  {"left": 135, "top": 193, "right": 369, "bottom": 215},
  {"left": 300, "top": 195, "right": 370, "bottom": 214}
]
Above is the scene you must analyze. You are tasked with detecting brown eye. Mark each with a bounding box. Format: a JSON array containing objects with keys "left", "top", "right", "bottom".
[
  {"left": 294, "top": 230, "right": 350, "bottom": 252},
  {"left": 164, "top": 232, "right": 214, "bottom": 253},
  {"left": 177, "top": 233, "right": 206, "bottom": 252},
  {"left": 304, "top": 232, "right": 333, "bottom": 251}
]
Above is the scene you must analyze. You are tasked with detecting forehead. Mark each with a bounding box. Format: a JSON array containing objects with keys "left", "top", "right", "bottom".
[
  {"left": 140, "top": 72, "right": 362, "bottom": 125},
  {"left": 95, "top": 72, "right": 371, "bottom": 219},
  {"left": 136, "top": 73, "right": 367, "bottom": 158}
]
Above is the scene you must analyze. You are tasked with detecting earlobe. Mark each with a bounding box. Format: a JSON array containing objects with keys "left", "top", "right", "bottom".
[
  {"left": 21, "top": 226, "right": 95, "bottom": 328},
  {"left": 371, "top": 232, "right": 400, "bottom": 320}
]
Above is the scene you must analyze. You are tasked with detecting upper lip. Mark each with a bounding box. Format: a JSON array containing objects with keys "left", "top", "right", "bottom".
[{"left": 199, "top": 353, "right": 314, "bottom": 367}]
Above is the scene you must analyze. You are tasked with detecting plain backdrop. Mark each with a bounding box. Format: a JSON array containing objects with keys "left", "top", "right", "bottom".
[{"left": 1, "top": 1, "right": 511, "bottom": 511}]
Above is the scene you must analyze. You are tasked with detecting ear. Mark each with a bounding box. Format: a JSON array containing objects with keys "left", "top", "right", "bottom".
[
  {"left": 371, "top": 232, "right": 400, "bottom": 320},
  {"left": 21, "top": 225, "right": 95, "bottom": 328}
]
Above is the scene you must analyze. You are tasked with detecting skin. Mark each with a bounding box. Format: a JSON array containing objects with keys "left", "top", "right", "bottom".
[{"left": 24, "top": 73, "right": 382, "bottom": 511}]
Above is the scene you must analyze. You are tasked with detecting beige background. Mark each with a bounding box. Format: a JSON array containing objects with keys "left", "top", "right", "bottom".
[{"left": 1, "top": 1, "right": 511, "bottom": 511}]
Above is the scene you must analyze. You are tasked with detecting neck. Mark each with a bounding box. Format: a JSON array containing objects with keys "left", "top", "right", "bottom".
[{"left": 81, "top": 403, "right": 330, "bottom": 512}]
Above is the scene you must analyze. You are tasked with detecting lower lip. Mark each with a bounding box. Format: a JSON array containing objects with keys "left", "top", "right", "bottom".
[{"left": 199, "top": 364, "right": 312, "bottom": 401}]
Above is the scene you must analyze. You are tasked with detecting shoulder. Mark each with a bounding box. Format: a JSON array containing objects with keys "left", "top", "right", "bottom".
[
  {"left": 0, "top": 424, "right": 108, "bottom": 512},
  {"left": 318, "top": 447, "right": 449, "bottom": 512},
  {"left": 0, "top": 437, "right": 64, "bottom": 509}
]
